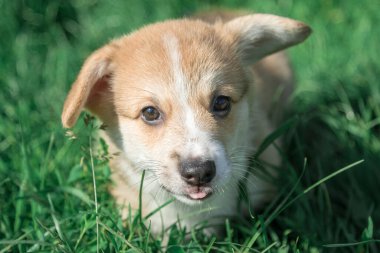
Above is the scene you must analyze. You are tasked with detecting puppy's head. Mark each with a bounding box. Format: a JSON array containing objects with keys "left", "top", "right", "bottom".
[{"left": 62, "top": 14, "right": 311, "bottom": 204}]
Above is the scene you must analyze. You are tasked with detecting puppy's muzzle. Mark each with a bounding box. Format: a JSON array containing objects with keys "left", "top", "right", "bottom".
[{"left": 179, "top": 159, "right": 216, "bottom": 186}]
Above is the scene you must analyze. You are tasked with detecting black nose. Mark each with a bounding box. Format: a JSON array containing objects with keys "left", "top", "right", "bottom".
[{"left": 179, "top": 159, "right": 216, "bottom": 185}]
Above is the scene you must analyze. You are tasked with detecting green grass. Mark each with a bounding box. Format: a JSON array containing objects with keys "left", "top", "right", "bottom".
[{"left": 1, "top": 0, "right": 380, "bottom": 252}]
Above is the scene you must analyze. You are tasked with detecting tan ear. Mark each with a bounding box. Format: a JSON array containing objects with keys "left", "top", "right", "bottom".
[
  {"left": 224, "top": 14, "right": 311, "bottom": 65},
  {"left": 61, "top": 43, "right": 117, "bottom": 128}
]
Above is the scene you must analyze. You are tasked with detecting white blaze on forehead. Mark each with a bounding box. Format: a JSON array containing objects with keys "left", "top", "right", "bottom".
[
  {"left": 162, "top": 34, "right": 208, "bottom": 157},
  {"left": 162, "top": 34, "right": 187, "bottom": 95},
  {"left": 161, "top": 33, "right": 230, "bottom": 184}
]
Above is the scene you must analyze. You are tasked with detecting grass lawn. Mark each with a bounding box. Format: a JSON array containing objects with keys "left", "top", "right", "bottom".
[{"left": 1, "top": 0, "right": 379, "bottom": 252}]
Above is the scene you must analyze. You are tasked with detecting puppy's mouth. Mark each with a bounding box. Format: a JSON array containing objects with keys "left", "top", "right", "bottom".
[
  {"left": 163, "top": 185, "right": 213, "bottom": 201},
  {"left": 185, "top": 186, "right": 213, "bottom": 200}
]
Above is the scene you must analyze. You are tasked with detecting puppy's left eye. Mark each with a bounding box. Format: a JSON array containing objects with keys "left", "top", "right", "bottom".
[
  {"left": 212, "top": 96, "right": 231, "bottom": 117},
  {"left": 141, "top": 106, "right": 161, "bottom": 124}
]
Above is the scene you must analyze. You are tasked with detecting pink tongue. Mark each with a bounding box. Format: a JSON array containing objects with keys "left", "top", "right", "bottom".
[{"left": 189, "top": 191, "right": 207, "bottom": 199}]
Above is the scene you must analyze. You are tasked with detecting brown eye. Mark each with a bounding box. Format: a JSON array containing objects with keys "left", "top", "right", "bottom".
[
  {"left": 212, "top": 96, "right": 231, "bottom": 117},
  {"left": 141, "top": 106, "right": 161, "bottom": 124}
]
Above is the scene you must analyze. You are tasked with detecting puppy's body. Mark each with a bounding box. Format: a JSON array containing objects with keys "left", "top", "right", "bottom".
[{"left": 62, "top": 11, "right": 310, "bottom": 234}]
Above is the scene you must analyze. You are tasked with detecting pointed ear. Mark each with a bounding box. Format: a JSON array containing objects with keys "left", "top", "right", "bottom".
[
  {"left": 224, "top": 14, "right": 311, "bottom": 65},
  {"left": 61, "top": 43, "right": 117, "bottom": 128}
]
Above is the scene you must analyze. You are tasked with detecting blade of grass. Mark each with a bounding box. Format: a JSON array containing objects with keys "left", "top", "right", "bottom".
[
  {"left": 89, "top": 136, "right": 99, "bottom": 253},
  {"left": 98, "top": 220, "right": 143, "bottom": 252},
  {"left": 261, "top": 241, "right": 279, "bottom": 253},
  {"left": 47, "top": 194, "right": 74, "bottom": 253},
  {"left": 204, "top": 236, "right": 216, "bottom": 253},
  {"left": 0, "top": 240, "right": 50, "bottom": 247},
  {"left": 40, "top": 133, "right": 55, "bottom": 188},
  {"left": 144, "top": 198, "right": 175, "bottom": 220},
  {"left": 0, "top": 233, "right": 29, "bottom": 253},
  {"left": 58, "top": 186, "right": 93, "bottom": 206},
  {"left": 34, "top": 218, "right": 69, "bottom": 252},
  {"left": 138, "top": 169, "right": 146, "bottom": 225},
  {"left": 323, "top": 239, "right": 380, "bottom": 248},
  {"left": 303, "top": 159, "right": 364, "bottom": 194},
  {"left": 254, "top": 116, "right": 299, "bottom": 158},
  {"left": 47, "top": 194, "right": 63, "bottom": 241}
]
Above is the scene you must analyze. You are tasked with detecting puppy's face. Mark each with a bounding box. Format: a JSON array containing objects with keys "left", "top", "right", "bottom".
[
  {"left": 62, "top": 15, "right": 311, "bottom": 204},
  {"left": 111, "top": 24, "right": 252, "bottom": 203}
]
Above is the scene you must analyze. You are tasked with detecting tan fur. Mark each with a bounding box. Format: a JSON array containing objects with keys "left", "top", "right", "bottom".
[{"left": 61, "top": 11, "right": 311, "bottom": 234}]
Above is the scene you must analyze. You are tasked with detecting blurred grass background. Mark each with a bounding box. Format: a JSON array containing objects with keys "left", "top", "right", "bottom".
[{"left": 1, "top": 0, "right": 379, "bottom": 252}]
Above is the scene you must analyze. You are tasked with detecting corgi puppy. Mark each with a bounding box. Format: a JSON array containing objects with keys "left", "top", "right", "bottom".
[{"left": 61, "top": 11, "right": 311, "bottom": 234}]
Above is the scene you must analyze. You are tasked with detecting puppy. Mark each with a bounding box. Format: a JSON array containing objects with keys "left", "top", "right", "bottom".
[{"left": 61, "top": 11, "right": 311, "bottom": 234}]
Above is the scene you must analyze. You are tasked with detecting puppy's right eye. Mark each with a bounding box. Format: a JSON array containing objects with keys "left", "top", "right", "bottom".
[
  {"left": 212, "top": 95, "right": 231, "bottom": 117},
  {"left": 141, "top": 106, "right": 161, "bottom": 124}
]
